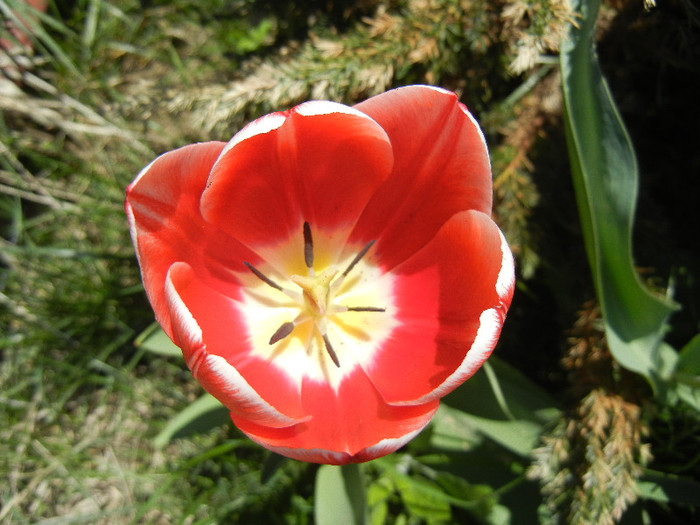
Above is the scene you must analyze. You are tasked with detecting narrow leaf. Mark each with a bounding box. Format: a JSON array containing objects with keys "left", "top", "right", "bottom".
[
  {"left": 154, "top": 393, "right": 229, "bottom": 449},
  {"left": 134, "top": 322, "right": 181, "bottom": 357},
  {"left": 560, "top": 0, "right": 677, "bottom": 389},
  {"left": 315, "top": 464, "right": 367, "bottom": 525},
  {"left": 434, "top": 405, "right": 543, "bottom": 457}
]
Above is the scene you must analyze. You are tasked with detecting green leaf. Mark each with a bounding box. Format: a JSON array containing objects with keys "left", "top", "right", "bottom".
[
  {"left": 444, "top": 357, "right": 560, "bottom": 423},
  {"left": 434, "top": 471, "right": 496, "bottom": 517},
  {"left": 134, "top": 322, "right": 182, "bottom": 357},
  {"left": 367, "top": 477, "right": 394, "bottom": 525},
  {"left": 432, "top": 357, "right": 558, "bottom": 455},
  {"left": 153, "top": 393, "right": 229, "bottom": 449},
  {"left": 315, "top": 464, "right": 368, "bottom": 525},
  {"left": 433, "top": 405, "right": 543, "bottom": 457},
  {"left": 638, "top": 470, "right": 700, "bottom": 507},
  {"left": 393, "top": 472, "right": 452, "bottom": 523},
  {"left": 677, "top": 333, "right": 700, "bottom": 377},
  {"left": 429, "top": 404, "right": 484, "bottom": 452},
  {"left": 560, "top": 0, "right": 677, "bottom": 390}
]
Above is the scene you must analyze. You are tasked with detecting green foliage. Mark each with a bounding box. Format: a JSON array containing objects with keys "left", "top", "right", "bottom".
[
  {"left": 154, "top": 393, "right": 230, "bottom": 449},
  {"left": 315, "top": 464, "right": 368, "bottom": 525},
  {"left": 2, "top": 0, "right": 699, "bottom": 523},
  {"left": 561, "top": 0, "right": 678, "bottom": 391},
  {"left": 135, "top": 321, "right": 182, "bottom": 357}
]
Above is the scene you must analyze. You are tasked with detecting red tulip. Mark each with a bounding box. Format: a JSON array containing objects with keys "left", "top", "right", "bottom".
[{"left": 126, "top": 85, "right": 515, "bottom": 464}]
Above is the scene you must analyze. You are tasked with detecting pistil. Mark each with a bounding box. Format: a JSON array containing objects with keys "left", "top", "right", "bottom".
[
  {"left": 243, "top": 221, "right": 386, "bottom": 369},
  {"left": 290, "top": 267, "right": 338, "bottom": 317}
]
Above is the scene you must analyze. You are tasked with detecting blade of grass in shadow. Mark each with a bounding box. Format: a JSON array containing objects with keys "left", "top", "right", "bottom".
[{"left": 560, "top": 0, "right": 678, "bottom": 392}]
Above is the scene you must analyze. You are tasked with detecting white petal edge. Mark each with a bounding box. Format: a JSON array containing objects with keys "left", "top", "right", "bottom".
[
  {"left": 359, "top": 407, "right": 437, "bottom": 458},
  {"left": 241, "top": 408, "right": 435, "bottom": 464},
  {"left": 294, "top": 100, "right": 376, "bottom": 121},
  {"left": 406, "top": 84, "right": 490, "bottom": 165},
  {"left": 125, "top": 155, "right": 159, "bottom": 265},
  {"left": 496, "top": 228, "right": 516, "bottom": 299},
  {"left": 164, "top": 264, "right": 304, "bottom": 428},
  {"left": 124, "top": 200, "right": 140, "bottom": 266},
  {"left": 204, "top": 355, "right": 306, "bottom": 428},
  {"left": 392, "top": 226, "right": 515, "bottom": 406},
  {"left": 398, "top": 307, "right": 504, "bottom": 406},
  {"left": 457, "top": 100, "right": 490, "bottom": 157},
  {"left": 217, "top": 112, "right": 287, "bottom": 162},
  {"left": 215, "top": 100, "right": 377, "bottom": 165},
  {"left": 243, "top": 439, "right": 353, "bottom": 465}
]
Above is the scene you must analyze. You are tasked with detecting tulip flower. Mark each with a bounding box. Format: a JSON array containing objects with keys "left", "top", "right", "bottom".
[{"left": 126, "top": 85, "right": 515, "bottom": 464}]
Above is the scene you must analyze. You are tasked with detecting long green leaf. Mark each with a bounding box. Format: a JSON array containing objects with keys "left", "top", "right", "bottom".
[
  {"left": 154, "top": 393, "right": 229, "bottom": 449},
  {"left": 315, "top": 464, "right": 368, "bottom": 525},
  {"left": 560, "top": 0, "right": 677, "bottom": 389},
  {"left": 134, "top": 322, "right": 182, "bottom": 357}
]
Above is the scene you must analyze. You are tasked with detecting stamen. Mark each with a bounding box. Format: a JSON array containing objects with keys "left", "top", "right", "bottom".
[
  {"left": 269, "top": 321, "right": 295, "bottom": 344},
  {"left": 346, "top": 306, "right": 386, "bottom": 312},
  {"left": 342, "top": 240, "right": 375, "bottom": 277},
  {"left": 244, "top": 262, "right": 283, "bottom": 291},
  {"left": 322, "top": 334, "right": 341, "bottom": 368},
  {"left": 303, "top": 221, "right": 314, "bottom": 269}
]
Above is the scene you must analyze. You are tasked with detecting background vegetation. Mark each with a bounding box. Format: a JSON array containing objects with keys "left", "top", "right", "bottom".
[{"left": 1, "top": 0, "right": 699, "bottom": 523}]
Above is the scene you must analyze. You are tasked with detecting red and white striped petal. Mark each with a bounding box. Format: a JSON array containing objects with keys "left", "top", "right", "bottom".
[
  {"left": 200, "top": 102, "right": 394, "bottom": 271},
  {"left": 126, "top": 86, "right": 515, "bottom": 465},
  {"left": 231, "top": 367, "right": 440, "bottom": 465},
  {"left": 125, "top": 141, "right": 260, "bottom": 338},
  {"left": 165, "top": 261, "right": 308, "bottom": 426},
  {"left": 361, "top": 210, "right": 515, "bottom": 406},
  {"left": 351, "top": 85, "right": 493, "bottom": 269}
]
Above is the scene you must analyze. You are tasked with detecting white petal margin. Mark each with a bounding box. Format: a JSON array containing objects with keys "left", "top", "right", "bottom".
[
  {"left": 124, "top": 156, "right": 160, "bottom": 269},
  {"left": 216, "top": 112, "right": 287, "bottom": 162},
  {"left": 496, "top": 228, "right": 516, "bottom": 299},
  {"left": 240, "top": 406, "right": 436, "bottom": 465},
  {"left": 392, "top": 227, "right": 515, "bottom": 406},
  {"left": 294, "top": 100, "right": 377, "bottom": 122},
  {"left": 241, "top": 439, "right": 353, "bottom": 465},
  {"left": 359, "top": 405, "right": 438, "bottom": 458},
  {"left": 164, "top": 263, "right": 305, "bottom": 429}
]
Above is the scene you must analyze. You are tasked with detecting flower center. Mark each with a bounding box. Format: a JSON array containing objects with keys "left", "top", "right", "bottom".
[
  {"left": 290, "top": 268, "right": 338, "bottom": 317},
  {"left": 243, "top": 222, "right": 386, "bottom": 370}
]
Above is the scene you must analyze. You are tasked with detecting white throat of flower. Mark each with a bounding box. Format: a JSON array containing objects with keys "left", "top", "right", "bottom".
[{"left": 239, "top": 222, "right": 396, "bottom": 387}]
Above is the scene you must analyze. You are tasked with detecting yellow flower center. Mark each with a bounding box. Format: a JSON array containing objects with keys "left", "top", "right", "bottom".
[{"left": 241, "top": 222, "right": 394, "bottom": 376}]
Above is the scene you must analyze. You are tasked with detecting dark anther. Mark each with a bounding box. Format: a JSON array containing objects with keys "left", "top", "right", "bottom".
[
  {"left": 303, "top": 221, "right": 314, "bottom": 268},
  {"left": 244, "top": 262, "right": 283, "bottom": 291},
  {"left": 269, "top": 322, "right": 295, "bottom": 344},
  {"left": 346, "top": 306, "right": 386, "bottom": 312},
  {"left": 342, "top": 240, "right": 375, "bottom": 277},
  {"left": 322, "top": 334, "right": 341, "bottom": 368}
]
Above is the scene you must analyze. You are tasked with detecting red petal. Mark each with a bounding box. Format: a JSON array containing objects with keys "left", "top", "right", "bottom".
[
  {"left": 165, "top": 262, "right": 308, "bottom": 425},
  {"left": 364, "top": 210, "right": 514, "bottom": 405},
  {"left": 200, "top": 102, "right": 393, "bottom": 266},
  {"left": 351, "top": 85, "right": 493, "bottom": 269},
  {"left": 125, "top": 142, "right": 260, "bottom": 337},
  {"left": 231, "top": 367, "right": 439, "bottom": 464}
]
